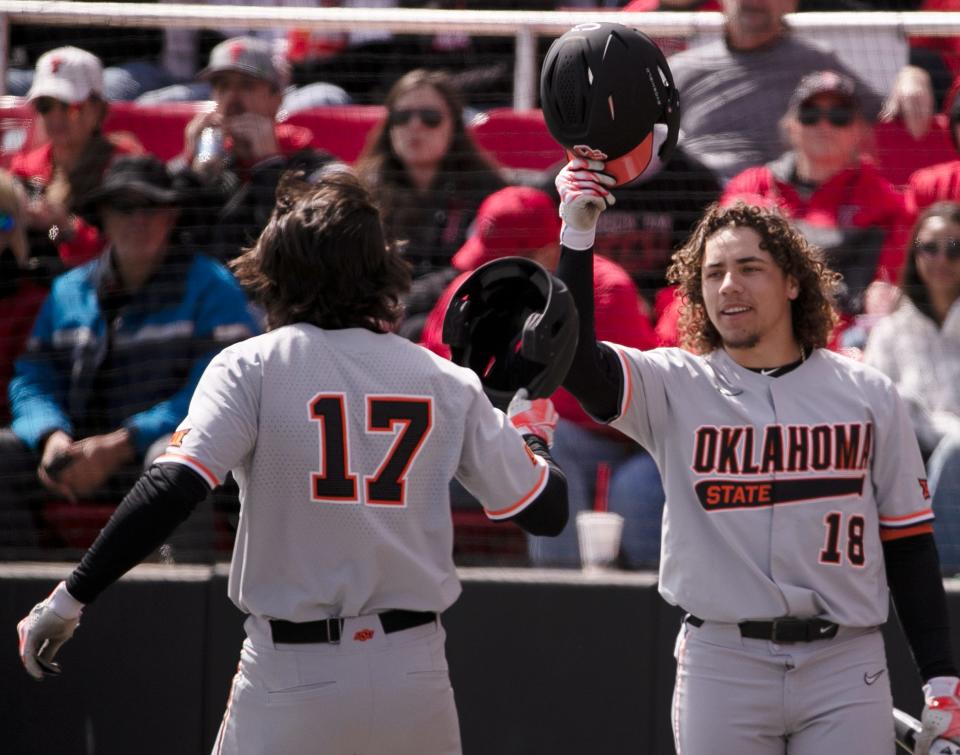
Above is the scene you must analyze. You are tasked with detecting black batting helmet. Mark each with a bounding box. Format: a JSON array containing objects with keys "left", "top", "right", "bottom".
[
  {"left": 540, "top": 22, "right": 681, "bottom": 186},
  {"left": 442, "top": 257, "right": 579, "bottom": 410}
]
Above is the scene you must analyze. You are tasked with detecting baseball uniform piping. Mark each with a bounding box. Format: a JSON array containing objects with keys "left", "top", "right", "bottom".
[
  {"left": 486, "top": 462, "right": 549, "bottom": 519},
  {"left": 155, "top": 452, "right": 220, "bottom": 489}
]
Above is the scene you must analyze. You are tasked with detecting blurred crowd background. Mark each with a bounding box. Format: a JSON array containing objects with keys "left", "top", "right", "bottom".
[{"left": 2, "top": 0, "right": 960, "bottom": 575}]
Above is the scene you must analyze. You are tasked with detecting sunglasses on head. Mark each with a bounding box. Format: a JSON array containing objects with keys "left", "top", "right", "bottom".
[
  {"left": 915, "top": 237, "right": 960, "bottom": 261},
  {"left": 0, "top": 212, "right": 16, "bottom": 232},
  {"left": 797, "top": 104, "right": 856, "bottom": 128},
  {"left": 388, "top": 108, "right": 445, "bottom": 128}
]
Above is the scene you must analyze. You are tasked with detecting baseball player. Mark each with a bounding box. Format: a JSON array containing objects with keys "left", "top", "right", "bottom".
[
  {"left": 16, "top": 172, "right": 568, "bottom": 755},
  {"left": 553, "top": 158, "right": 960, "bottom": 754}
]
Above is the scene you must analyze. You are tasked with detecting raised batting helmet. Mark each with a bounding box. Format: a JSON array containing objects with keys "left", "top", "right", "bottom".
[
  {"left": 540, "top": 22, "right": 680, "bottom": 185},
  {"left": 442, "top": 257, "right": 579, "bottom": 409}
]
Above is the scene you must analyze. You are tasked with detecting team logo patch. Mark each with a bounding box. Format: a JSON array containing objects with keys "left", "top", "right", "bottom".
[
  {"left": 228, "top": 41, "right": 245, "bottom": 62},
  {"left": 920, "top": 478, "right": 931, "bottom": 500},
  {"left": 49, "top": 56, "right": 62, "bottom": 74},
  {"left": 169, "top": 428, "right": 191, "bottom": 447},
  {"left": 353, "top": 628, "right": 375, "bottom": 642},
  {"left": 572, "top": 144, "right": 608, "bottom": 161}
]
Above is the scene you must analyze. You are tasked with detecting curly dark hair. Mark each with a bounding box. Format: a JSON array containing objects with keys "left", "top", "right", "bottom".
[
  {"left": 899, "top": 200, "right": 960, "bottom": 323},
  {"left": 667, "top": 202, "right": 841, "bottom": 354},
  {"left": 230, "top": 171, "right": 410, "bottom": 332}
]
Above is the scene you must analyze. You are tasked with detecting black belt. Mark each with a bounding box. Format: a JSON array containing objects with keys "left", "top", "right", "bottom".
[
  {"left": 269, "top": 609, "right": 435, "bottom": 644},
  {"left": 686, "top": 614, "right": 839, "bottom": 643}
]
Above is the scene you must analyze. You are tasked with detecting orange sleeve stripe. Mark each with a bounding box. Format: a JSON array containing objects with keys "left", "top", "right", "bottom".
[
  {"left": 610, "top": 345, "right": 633, "bottom": 418},
  {"left": 487, "top": 463, "right": 549, "bottom": 518},
  {"left": 155, "top": 452, "right": 219, "bottom": 488},
  {"left": 880, "top": 523, "right": 934, "bottom": 541},
  {"left": 880, "top": 508, "right": 934, "bottom": 523}
]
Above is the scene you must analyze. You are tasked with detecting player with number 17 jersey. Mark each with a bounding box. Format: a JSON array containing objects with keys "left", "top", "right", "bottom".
[{"left": 159, "top": 324, "right": 550, "bottom": 621}]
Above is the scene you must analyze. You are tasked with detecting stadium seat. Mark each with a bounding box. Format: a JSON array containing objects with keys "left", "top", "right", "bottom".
[{"left": 469, "top": 108, "right": 561, "bottom": 171}]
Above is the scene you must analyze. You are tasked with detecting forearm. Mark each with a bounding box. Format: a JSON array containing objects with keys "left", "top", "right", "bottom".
[
  {"left": 557, "top": 245, "right": 624, "bottom": 422},
  {"left": 885, "top": 533, "right": 958, "bottom": 681},
  {"left": 66, "top": 464, "right": 209, "bottom": 604},
  {"left": 508, "top": 436, "right": 568, "bottom": 536}
]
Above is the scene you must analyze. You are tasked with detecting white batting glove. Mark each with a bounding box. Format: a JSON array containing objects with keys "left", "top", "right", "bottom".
[
  {"left": 17, "top": 581, "right": 84, "bottom": 681},
  {"left": 507, "top": 389, "right": 560, "bottom": 447},
  {"left": 916, "top": 677, "right": 960, "bottom": 754},
  {"left": 555, "top": 158, "right": 616, "bottom": 250}
]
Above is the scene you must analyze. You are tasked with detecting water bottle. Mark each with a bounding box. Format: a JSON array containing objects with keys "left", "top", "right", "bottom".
[{"left": 194, "top": 126, "right": 225, "bottom": 168}]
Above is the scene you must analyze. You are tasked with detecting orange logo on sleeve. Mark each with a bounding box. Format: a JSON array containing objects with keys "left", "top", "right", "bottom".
[
  {"left": 920, "top": 478, "right": 931, "bottom": 500},
  {"left": 353, "top": 629, "right": 375, "bottom": 642},
  {"left": 170, "top": 429, "right": 191, "bottom": 448}
]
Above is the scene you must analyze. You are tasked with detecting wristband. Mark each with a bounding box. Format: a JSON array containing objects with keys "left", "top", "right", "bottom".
[
  {"left": 48, "top": 581, "right": 84, "bottom": 620},
  {"left": 559, "top": 223, "right": 596, "bottom": 251}
]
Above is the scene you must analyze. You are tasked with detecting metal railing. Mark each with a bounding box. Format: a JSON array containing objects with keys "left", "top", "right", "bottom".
[{"left": 1, "top": 1, "right": 960, "bottom": 107}]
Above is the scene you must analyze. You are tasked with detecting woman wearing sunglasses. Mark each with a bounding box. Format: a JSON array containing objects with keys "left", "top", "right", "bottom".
[
  {"left": 9, "top": 46, "right": 142, "bottom": 280},
  {"left": 356, "top": 69, "right": 505, "bottom": 287},
  {"left": 721, "top": 70, "right": 911, "bottom": 345},
  {"left": 864, "top": 201, "right": 960, "bottom": 573}
]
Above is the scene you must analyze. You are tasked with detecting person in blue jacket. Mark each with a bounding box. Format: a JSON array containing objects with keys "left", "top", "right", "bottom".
[{"left": 0, "top": 155, "right": 259, "bottom": 554}]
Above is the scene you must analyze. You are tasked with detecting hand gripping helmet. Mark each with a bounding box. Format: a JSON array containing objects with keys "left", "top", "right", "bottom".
[
  {"left": 540, "top": 22, "right": 681, "bottom": 185},
  {"left": 442, "top": 257, "right": 579, "bottom": 410}
]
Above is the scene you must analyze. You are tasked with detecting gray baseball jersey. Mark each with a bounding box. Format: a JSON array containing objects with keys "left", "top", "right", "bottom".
[
  {"left": 155, "top": 323, "right": 547, "bottom": 622},
  {"left": 605, "top": 344, "right": 933, "bottom": 627}
]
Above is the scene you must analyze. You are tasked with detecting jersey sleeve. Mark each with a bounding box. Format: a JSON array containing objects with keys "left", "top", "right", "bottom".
[
  {"left": 604, "top": 343, "right": 670, "bottom": 454},
  {"left": 455, "top": 380, "right": 549, "bottom": 521},
  {"left": 873, "top": 377, "right": 934, "bottom": 541},
  {"left": 154, "top": 344, "right": 261, "bottom": 488}
]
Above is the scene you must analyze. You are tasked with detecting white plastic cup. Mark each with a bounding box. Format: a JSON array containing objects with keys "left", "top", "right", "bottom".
[{"left": 576, "top": 511, "right": 624, "bottom": 572}]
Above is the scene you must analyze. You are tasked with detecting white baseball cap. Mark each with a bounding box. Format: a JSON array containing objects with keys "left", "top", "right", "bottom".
[{"left": 27, "top": 46, "right": 105, "bottom": 104}]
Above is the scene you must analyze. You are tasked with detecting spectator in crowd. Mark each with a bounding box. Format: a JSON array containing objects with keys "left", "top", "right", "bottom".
[
  {"left": 355, "top": 69, "right": 505, "bottom": 284},
  {"left": 0, "top": 156, "right": 259, "bottom": 554},
  {"left": 667, "top": 0, "right": 931, "bottom": 184},
  {"left": 0, "top": 171, "right": 46, "bottom": 426},
  {"left": 864, "top": 201, "right": 960, "bottom": 572},
  {"left": 721, "top": 71, "right": 911, "bottom": 341},
  {"left": 171, "top": 36, "right": 338, "bottom": 263},
  {"left": 538, "top": 130, "right": 722, "bottom": 315},
  {"left": 907, "top": 88, "right": 960, "bottom": 214},
  {"left": 12, "top": 46, "right": 143, "bottom": 276},
  {"left": 419, "top": 186, "right": 662, "bottom": 568}
]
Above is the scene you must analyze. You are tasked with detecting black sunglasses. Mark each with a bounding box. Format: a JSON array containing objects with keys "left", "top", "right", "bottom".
[
  {"left": 388, "top": 108, "right": 445, "bottom": 128},
  {"left": 32, "top": 97, "right": 68, "bottom": 115},
  {"left": 915, "top": 237, "right": 960, "bottom": 261},
  {"left": 797, "top": 105, "right": 856, "bottom": 128},
  {"left": 107, "top": 201, "right": 162, "bottom": 215}
]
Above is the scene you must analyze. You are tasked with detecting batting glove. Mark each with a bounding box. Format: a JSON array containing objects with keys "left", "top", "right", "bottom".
[
  {"left": 17, "top": 581, "right": 84, "bottom": 681},
  {"left": 507, "top": 389, "right": 560, "bottom": 447},
  {"left": 555, "top": 158, "right": 616, "bottom": 250},
  {"left": 916, "top": 676, "right": 960, "bottom": 754}
]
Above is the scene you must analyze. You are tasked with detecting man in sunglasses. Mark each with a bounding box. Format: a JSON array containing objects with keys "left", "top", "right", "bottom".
[
  {"left": 172, "top": 36, "right": 336, "bottom": 264},
  {"left": 720, "top": 70, "right": 912, "bottom": 348},
  {"left": 666, "top": 0, "right": 933, "bottom": 185},
  {"left": 0, "top": 155, "right": 259, "bottom": 555}
]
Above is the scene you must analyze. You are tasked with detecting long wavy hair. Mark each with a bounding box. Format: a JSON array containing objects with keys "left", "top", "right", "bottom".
[
  {"left": 667, "top": 202, "right": 841, "bottom": 354},
  {"left": 899, "top": 200, "right": 960, "bottom": 323},
  {"left": 230, "top": 171, "right": 410, "bottom": 332},
  {"left": 354, "top": 69, "right": 501, "bottom": 199}
]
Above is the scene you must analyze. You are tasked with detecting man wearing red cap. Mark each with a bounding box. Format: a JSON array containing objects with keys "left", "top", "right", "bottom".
[{"left": 420, "top": 185, "right": 663, "bottom": 567}]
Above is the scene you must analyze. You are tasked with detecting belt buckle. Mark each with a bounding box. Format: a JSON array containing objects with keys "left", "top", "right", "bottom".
[{"left": 770, "top": 618, "right": 798, "bottom": 643}]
